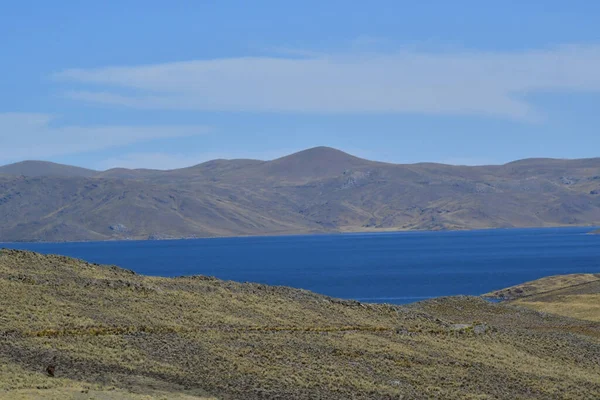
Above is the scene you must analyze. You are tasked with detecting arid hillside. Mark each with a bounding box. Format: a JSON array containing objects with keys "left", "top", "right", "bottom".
[
  {"left": 485, "top": 273, "right": 600, "bottom": 322},
  {"left": 1, "top": 147, "right": 600, "bottom": 241},
  {"left": 0, "top": 249, "right": 599, "bottom": 399}
]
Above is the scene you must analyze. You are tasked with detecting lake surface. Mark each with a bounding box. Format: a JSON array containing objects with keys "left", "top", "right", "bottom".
[{"left": 4, "top": 227, "right": 600, "bottom": 304}]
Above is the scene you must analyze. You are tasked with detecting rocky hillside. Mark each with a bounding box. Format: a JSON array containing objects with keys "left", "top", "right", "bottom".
[
  {"left": 1, "top": 147, "right": 600, "bottom": 241},
  {"left": 0, "top": 249, "right": 599, "bottom": 399}
]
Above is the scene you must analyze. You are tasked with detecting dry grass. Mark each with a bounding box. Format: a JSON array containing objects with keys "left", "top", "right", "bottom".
[
  {"left": 0, "top": 355, "right": 215, "bottom": 400},
  {"left": 0, "top": 389, "right": 212, "bottom": 400},
  {"left": 483, "top": 273, "right": 600, "bottom": 300},
  {"left": 484, "top": 271, "right": 600, "bottom": 323},
  {"left": 518, "top": 294, "right": 600, "bottom": 322},
  {"left": 1, "top": 249, "right": 599, "bottom": 399}
]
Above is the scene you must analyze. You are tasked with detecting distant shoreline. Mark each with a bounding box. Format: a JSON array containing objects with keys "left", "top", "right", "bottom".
[{"left": 1, "top": 224, "right": 599, "bottom": 245}]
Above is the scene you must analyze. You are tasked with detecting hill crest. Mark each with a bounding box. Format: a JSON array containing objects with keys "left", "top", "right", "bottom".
[
  {"left": 0, "top": 160, "right": 98, "bottom": 178},
  {"left": 2, "top": 149, "right": 600, "bottom": 179}
]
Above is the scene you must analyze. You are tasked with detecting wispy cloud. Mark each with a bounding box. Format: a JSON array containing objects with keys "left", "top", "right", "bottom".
[
  {"left": 0, "top": 113, "right": 211, "bottom": 164},
  {"left": 54, "top": 45, "right": 600, "bottom": 120}
]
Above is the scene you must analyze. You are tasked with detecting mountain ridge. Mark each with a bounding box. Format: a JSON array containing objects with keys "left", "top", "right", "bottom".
[
  {"left": 0, "top": 160, "right": 98, "bottom": 178},
  {"left": 4, "top": 147, "right": 600, "bottom": 177},
  {"left": 1, "top": 147, "right": 600, "bottom": 242}
]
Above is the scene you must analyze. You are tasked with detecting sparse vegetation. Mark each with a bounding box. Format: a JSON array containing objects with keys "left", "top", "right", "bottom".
[
  {"left": 483, "top": 273, "right": 600, "bottom": 301},
  {"left": 485, "top": 272, "right": 600, "bottom": 322},
  {"left": 2, "top": 149, "right": 600, "bottom": 241},
  {"left": 1, "top": 249, "right": 599, "bottom": 399}
]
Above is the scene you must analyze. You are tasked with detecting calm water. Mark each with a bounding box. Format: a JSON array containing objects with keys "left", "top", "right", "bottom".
[{"left": 4, "top": 227, "right": 600, "bottom": 304}]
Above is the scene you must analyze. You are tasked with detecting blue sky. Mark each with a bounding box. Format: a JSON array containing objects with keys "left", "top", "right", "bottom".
[{"left": 2, "top": 1, "right": 600, "bottom": 169}]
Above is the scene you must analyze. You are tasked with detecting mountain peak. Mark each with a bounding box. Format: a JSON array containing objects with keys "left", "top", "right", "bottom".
[
  {"left": 279, "top": 146, "right": 361, "bottom": 161},
  {"left": 261, "top": 147, "right": 370, "bottom": 180}
]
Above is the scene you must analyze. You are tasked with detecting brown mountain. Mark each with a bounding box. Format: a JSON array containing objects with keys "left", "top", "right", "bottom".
[
  {"left": 0, "top": 160, "right": 98, "bottom": 178},
  {"left": 1, "top": 147, "right": 600, "bottom": 242}
]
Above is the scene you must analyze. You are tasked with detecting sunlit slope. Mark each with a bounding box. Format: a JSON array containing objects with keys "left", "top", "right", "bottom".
[
  {"left": 485, "top": 273, "right": 600, "bottom": 322},
  {"left": 1, "top": 249, "right": 599, "bottom": 399},
  {"left": 2, "top": 148, "right": 600, "bottom": 241}
]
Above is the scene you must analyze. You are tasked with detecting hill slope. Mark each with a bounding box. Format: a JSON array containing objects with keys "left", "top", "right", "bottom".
[
  {"left": 1, "top": 147, "right": 600, "bottom": 241},
  {"left": 0, "top": 249, "right": 599, "bottom": 399},
  {"left": 0, "top": 161, "right": 98, "bottom": 178},
  {"left": 484, "top": 273, "right": 600, "bottom": 322}
]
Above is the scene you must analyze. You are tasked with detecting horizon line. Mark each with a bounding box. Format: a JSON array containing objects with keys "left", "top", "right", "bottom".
[{"left": 0, "top": 146, "right": 597, "bottom": 172}]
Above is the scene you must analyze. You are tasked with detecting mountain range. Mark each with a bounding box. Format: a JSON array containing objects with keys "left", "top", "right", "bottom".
[{"left": 1, "top": 147, "right": 600, "bottom": 242}]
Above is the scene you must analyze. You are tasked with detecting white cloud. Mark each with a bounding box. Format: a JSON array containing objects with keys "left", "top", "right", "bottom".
[
  {"left": 54, "top": 45, "right": 600, "bottom": 120},
  {"left": 0, "top": 113, "right": 211, "bottom": 164}
]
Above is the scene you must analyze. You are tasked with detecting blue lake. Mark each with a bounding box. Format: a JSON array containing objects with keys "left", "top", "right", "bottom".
[{"left": 4, "top": 227, "right": 600, "bottom": 304}]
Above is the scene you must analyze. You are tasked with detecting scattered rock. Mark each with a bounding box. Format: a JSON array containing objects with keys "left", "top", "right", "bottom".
[
  {"left": 473, "top": 324, "right": 488, "bottom": 335},
  {"left": 109, "top": 223, "right": 128, "bottom": 233},
  {"left": 450, "top": 324, "right": 471, "bottom": 331}
]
